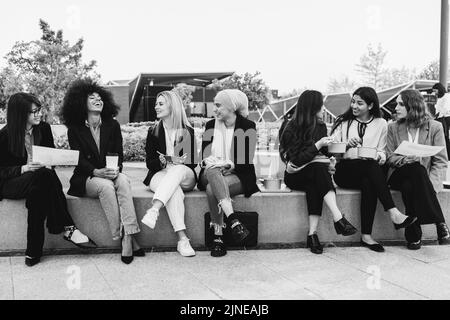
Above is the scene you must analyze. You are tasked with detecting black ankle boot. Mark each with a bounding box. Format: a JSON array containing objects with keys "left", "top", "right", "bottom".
[
  {"left": 437, "top": 222, "right": 450, "bottom": 245},
  {"left": 229, "top": 217, "right": 250, "bottom": 243},
  {"left": 306, "top": 234, "right": 323, "bottom": 254},
  {"left": 334, "top": 216, "right": 358, "bottom": 236},
  {"left": 211, "top": 237, "right": 227, "bottom": 257}
]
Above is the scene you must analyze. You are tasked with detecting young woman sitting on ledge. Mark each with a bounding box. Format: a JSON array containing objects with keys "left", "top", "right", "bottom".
[
  {"left": 0, "top": 93, "right": 94, "bottom": 267},
  {"left": 386, "top": 89, "right": 450, "bottom": 250},
  {"left": 61, "top": 79, "right": 143, "bottom": 265},
  {"left": 142, "top": 91, "right": 198, "bottom": 257},
  {"left": 330, "top": 87, "right": 417, "bottom": 253},
  {"left": 279, "top": 90, "right": 358, "bottom": 254},
  {"left": 197, "top": 89, "right": 259, "bottom": 257}
]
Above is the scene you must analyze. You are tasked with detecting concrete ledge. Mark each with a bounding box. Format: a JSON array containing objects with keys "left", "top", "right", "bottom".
[{"left": 1, "top": 185, "right": 450, "bottom": 254}]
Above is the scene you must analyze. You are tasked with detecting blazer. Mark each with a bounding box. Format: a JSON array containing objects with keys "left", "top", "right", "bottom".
[
  {"left": 67, "top": 118, "right": 124, "bottom": 197},
  {"left": 0, "top": 122, "right": 55, "bottom": 200},
  {"left": 197, "top": 114, "right": 260, "bottom": 198},
  {"left": 386, "top": 120, "right": 448, "bottom": 193},
  {"left": 143, "top": 122, "right": 198, "bottom": 186}
]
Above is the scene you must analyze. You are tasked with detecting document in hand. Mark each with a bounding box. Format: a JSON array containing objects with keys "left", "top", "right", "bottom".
[
  {"left": 394, "top": 141, "right": 445, "bottom": 157},
  {"left": 32, "top": 146, "right": 79, "bottom": 166}
]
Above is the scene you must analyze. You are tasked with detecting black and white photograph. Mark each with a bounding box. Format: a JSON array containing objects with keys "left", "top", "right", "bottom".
[{"left": 1, "top": 0, "right": 450, "bottom": 309}]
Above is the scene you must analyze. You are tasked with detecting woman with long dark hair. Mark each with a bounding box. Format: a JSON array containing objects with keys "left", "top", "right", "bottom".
[
  {"left": 0, "top": 93, "right": 94, "bottom": 267},
  {"left": 386, "top": 89, "right": 450, "bottom": 249},
  {"left": 61, "top": 79, "right": 143, "bottom": 264},
  {"left": 279, "top": 90, "right": 357, "bottom": 254},
  {"left": 330, "top": 87, "right": 417, "bottom": 252}
]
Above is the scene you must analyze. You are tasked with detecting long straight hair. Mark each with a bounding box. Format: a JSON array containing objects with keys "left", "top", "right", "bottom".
[
  {"left": 157, "top": 91, "right": 192, "bottom": 143},
  {"left": 398, "top": 89, "right": 431, "bottom": 128},
  {"left": 279, "top": 90, "right": 324, "bottom": 162},
  {"left": 6, "top": 92, "right": 42, "bottom": 157},
  {"left": 330, "top": 86, "right": 381, "bottom": 136}
]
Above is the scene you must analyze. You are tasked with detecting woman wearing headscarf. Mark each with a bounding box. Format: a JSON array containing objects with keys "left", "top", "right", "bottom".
[{"left": 198, "top": 89, "right": 259, "bottom": 257}]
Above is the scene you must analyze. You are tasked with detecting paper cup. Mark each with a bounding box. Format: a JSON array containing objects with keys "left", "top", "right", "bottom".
[
  {"left": 328, "top": 142, "right": 347, "bottom": 154},
  {"left": 106, "top": 156, "right": 119, "bottom": 169},
  {"left": 357, "top": 147, "right": 377, "bottom": 159}
]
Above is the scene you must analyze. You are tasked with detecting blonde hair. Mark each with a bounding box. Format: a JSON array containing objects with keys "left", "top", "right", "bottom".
[{"left": 157, "top": 90, "right": 192, "bottom": 143}]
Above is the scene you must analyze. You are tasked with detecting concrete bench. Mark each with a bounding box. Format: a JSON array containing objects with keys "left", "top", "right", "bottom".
[{"left": 1, "top": 184, "right": 450, "bottom": 254}]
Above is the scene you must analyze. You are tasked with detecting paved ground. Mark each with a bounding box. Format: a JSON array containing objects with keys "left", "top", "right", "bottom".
[{"left": 2, "top": 245, "right": 450, "bottom": 300}]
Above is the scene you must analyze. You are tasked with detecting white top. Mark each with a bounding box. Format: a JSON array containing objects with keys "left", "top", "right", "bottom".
[
  {"left": 163, "top": 122, "right": 177, "bottom": 156},
  {"left": 332, "top": 117, "right": 387, "bottom": 161},
  {"left": 407, "top": 127, "right": 420, "bottom": 144},
  {"left": 435, "top": 93, "right": 450, "bottom": 118},
  {"left": 224, "top": 127, "right": 234, "bottom": 161}
]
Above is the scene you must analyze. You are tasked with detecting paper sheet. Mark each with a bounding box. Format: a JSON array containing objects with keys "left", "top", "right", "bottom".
[
  {"left": 32, "top": 146, "right": 79, "bottom": 166},
  {"left": 394, "top": 141, "right": 445, "bottom": 157}
]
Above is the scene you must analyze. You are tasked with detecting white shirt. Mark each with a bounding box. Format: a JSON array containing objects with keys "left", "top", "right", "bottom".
[
  {"left": 435, "top": 93, "right": 450, "bottom": 118},
  {"left": 224, "top": 127, "right": 234, "bottom": 161},
  {"left": 163, "top": 122, "right": 177, "bottom": 156}
]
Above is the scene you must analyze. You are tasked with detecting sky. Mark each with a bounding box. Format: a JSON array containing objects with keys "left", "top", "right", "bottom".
[{"left": 0, "top": 0, "right": 444, "bottom": 94}]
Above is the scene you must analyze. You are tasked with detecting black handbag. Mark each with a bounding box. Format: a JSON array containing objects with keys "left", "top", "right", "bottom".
[{"left": 204, "top": 211, "right": 258, "bottom": 247}]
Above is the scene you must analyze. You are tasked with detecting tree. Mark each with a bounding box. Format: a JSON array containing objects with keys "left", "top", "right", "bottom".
[
  {"left": 356, "top": 43, "right": 388, "bottom": 90},
  {"left": 279, "top": 87, "right": 307, "bottom": 99},
  {"left": 327, "top": 76, "right": 358, "bottom": 94},
  {"left": 172, "top": 83, "right": 195, "bottom": 107},
  {"left": 0, "top": 19, "right": 99, "bottom": 123},
  {"left": 381, "top": 67, "right": 416, "bottom": 88},
  {"left": 210, "top": 71, "right": 272, "bottom": 110}
]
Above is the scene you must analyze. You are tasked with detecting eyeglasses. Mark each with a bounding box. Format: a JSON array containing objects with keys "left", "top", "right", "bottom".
[{"left": 29, "top": 108, "right": 42, "bottom": 116}]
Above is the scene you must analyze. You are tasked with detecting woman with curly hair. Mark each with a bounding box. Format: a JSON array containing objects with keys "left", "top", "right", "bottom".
[
  {"left": 386, "top": 89, "right": 450, "bottom": 250},
  {"left": 142, "top": 91, "right": 198, "bottom": 257},
  {"left": 279, "top": 90, "right": 357, "bottom": 254},
  {"left": 0, "top": 93, "right": 94, "bottom": 267},
  {"left": 61, "top": 78, "right": 143, "bottom": 264}
]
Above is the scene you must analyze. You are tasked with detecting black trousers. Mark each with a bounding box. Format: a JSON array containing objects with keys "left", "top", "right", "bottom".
[
  {"left": 437, "top": 117, "right": 450, "bottom": 159},
  {"left": 2, "top": 168, "right": 74, "bottom": 258},
  {"left": 284, "top": 162, "right": 335, "bottom": 216},
  {"left": 334, "top": 159, "right": 395, "bottom": 235},
  {"left": 388, "top": 162, "right": 445, "bottom": 243}
]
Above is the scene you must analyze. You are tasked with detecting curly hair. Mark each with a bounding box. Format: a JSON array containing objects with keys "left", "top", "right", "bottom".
[
  {"left": 60, "top": 78, "right": 120, "bottom": 126},
  {"left": 399, "top": 89, "right": 431, "bottom": 128}
]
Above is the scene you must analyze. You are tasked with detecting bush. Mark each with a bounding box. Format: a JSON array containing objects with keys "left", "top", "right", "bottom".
[{"left": 0, "top": 108, "right": 5, "bottom": 124}]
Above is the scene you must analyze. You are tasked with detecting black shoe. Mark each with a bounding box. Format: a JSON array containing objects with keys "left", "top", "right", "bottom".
[
  {"left": 334, "top": 216, "right": 358, "bottom": 236},
  {"left": 407, "top": 240, "right": 422, "bottom": 250},
  {"left": 437, "top": 222, "right": 450, "bottom": 245},
  {"left": 25, "top": 256, "right": 41, "bottom": 267},
  {"left": 360, "top": 239, "right": 385, "bottom": 252},
  {"left": 306, "top": 234, "right": 323, "bottom": 254},
  {"left": 229, "top": 219, "right": 250, "bottom": 243},
  {"left": 133, "top": 248, "right": 146, "bottom": 257},
  {"left": 211, "top": 238, "right": 227, "bottom": 257},
  {"left": 394, "top": 216, "right": 418, "bottom": 230},
  {"left": 121, "top": 255, "right": 134, "bottom": 264}
]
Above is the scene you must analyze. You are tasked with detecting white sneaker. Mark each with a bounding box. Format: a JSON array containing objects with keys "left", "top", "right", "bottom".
[
  {"left": 177, "top": 238, "right": 196, "bottom": 257},
  {"left": 142, "top": 208, "right": 159, "bottom": 229}
]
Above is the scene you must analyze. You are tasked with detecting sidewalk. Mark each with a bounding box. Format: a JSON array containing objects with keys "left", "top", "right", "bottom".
[{"left": 2, "top": 245, "right": 450, "bottom": 300}]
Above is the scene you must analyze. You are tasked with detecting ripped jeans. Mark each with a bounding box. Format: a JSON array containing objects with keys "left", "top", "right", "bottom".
[{"left": 200, "top": 167, "right": 244, "bottom": 232}]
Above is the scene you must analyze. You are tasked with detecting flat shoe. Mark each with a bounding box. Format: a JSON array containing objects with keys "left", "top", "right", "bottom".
[
  {"left": 360, "top": 240, "right": 385, "bottom": 252},
  {"left": 394, "top": 216, "right": 418, "bottom": 230}
]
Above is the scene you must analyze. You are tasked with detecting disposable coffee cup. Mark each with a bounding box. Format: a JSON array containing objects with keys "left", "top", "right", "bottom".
[{"left": 106, "top": 155, "right": 119, "bottom": 169}]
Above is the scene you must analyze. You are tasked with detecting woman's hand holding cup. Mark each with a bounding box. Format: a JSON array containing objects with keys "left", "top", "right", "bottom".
[{"left": 347, "top": 137, "right": 362, "bottom": 148}]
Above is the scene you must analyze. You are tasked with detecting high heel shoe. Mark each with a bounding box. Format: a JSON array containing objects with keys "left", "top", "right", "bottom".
[
  {"left": 393, "top": 216, "right": 418, "bottom": 230},
  {"left": 306, "top": 233, "right": 323, "bottom": 254},
  {"left": 334, "top": 216, "right": 357, "bottom": 236},
  {"left": 121, "top": 236, "right": 133, "bottom": 264}
]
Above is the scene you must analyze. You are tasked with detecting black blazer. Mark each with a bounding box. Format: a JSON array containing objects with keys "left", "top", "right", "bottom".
[
  {"left": 0, "top": 122, "right": 55, "bottom": 200},
  {"left": 197, "top": 115, "right": 259, "bottom": 197},
  {"left": 143, "top": 121, "right": 198, "bottom": 186},
  {"left": 67, "top": 118, "right": 124, "bottom": 197}
]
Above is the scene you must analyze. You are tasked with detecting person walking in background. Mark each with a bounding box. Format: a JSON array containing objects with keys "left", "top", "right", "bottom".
[
  {"left": 142, "top": 91, "right": 198, "bottom": 257},
  {"left": 0, "top": 93, "right": 94, "bottom": 267},
  {"left": 330, "top": 87, "right": 417, "bottom": 253},
  {"left": 386, "top": 89, "right": 450, "bottom": 250},
  {"left": 279, "top": 90, "right": 357, "bottom": 254},
  {"left": 61, "top": 79, "right": 143, "bottom": 265},
  {"left": 432, "top": 82, "right": 450, "bottom": 159},
  {"left": 197, "top": 89, "right": 259, "bottom": 257}
]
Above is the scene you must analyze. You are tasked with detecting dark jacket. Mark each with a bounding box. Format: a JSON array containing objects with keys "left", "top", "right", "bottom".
[
  {"left": 143, "top": 122, "right": 198, "bottom": 186},
  {"left": 197, "top": 115, "right": 259, "bottom": 198},
  {"left": 280, "top": 121, "right": 330, "bottom": 169},
  {"left": 67, "top": 118, "right": 124, "bottom": 197},
  {"left": 0, "top": 122, "right": 55, "bottom": 200}
]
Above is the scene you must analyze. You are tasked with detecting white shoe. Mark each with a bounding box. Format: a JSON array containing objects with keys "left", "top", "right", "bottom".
[
  {"left": 142, "top": 208, "right": 159, "bottom": 229},
  {"left": 177, "top": 238, "right": 196, "bottom": 257}
]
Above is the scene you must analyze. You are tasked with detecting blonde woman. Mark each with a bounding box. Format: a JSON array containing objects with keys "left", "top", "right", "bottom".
[{"left": 142, "top": 91, "right": 198, "bottom": 257}]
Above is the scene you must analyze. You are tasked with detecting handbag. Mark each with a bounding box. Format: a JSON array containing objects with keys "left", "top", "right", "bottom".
[{"left": 204, "top": 211, "right": 258, "bottom": 247}]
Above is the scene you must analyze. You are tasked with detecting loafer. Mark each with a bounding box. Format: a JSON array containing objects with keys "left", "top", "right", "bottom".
[
  {"left": 437, "top": 222, "right": 450, "bottom": 245},
  {"left": 394, "top": 216, "right": 418, "bottom": 230},
  {"left": 25, "top": 256, "right": 41, "bottom": 267},
  {"left": 360, "top": 239, "right": 385, "bottom": 252},
  {"left": 334, "top": 216, "right": 358, "bottom": 236},
  {"left": 306, "top": 234, "right": 323, "bottom": 254},
  {"left": 230, "top": 219, "right": 250, "bottom": 243},
  {"left": 211, "top": 238, "right": 227, "bottom": 257},
  {"left": 407, "top": 240, "right": 422, "bottom": 250}
]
